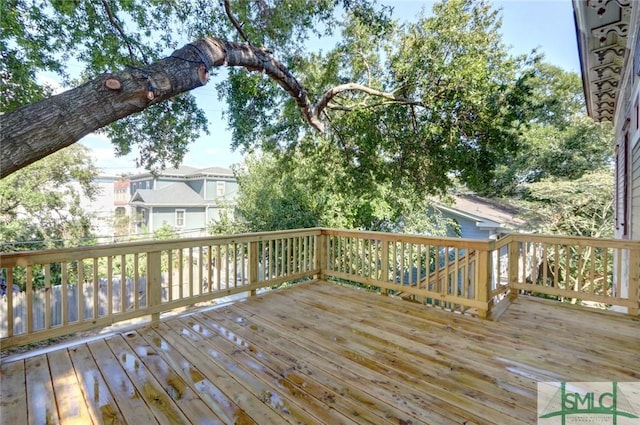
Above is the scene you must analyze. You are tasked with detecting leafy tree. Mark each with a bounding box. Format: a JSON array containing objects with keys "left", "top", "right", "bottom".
[
  {"left": 479, "top": 63, "right": 614, "bottom": 196},
  {"left": 516, "top": 171, "right": 614, "bottom": 303},
  {"left": 153, "top": 222, "right": 179, "bottom": 240},
  {"left": 2, "top": 0, "right": 536, "bottom": 211},
  {"left": 517, "top": 171, "right": 614, "bottom": 238},
  {"left": 0, "top": 144, "right": 100, "bottom": 252},
  {"left": 232, "top": 0, "right": 536, "bottom": 200},
  {"left": 209, "top": 149, "right": 455, "bottom": 235},
  {"left": 0, "top": 0, "right": 389, "bottom": 175}
]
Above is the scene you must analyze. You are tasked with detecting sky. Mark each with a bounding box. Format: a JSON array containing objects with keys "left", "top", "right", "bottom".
[{"left": 80, "top": 0, "right": 581, "bottom": 176}]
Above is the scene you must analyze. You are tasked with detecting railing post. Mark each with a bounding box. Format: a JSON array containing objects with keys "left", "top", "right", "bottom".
[
  {"left": 476, "top": 246, "right": 492, "bottom": 319},
  {"left": 629, "top": 247, "right": 639, "bottom": 316},
  {"left": 249, "top": 241, "right": 258, "bottom": 296},
  {"left": 147, "top": 250, "right": 162, "bottom": 325},
  {"left": 317, "top": 232, "right": 328, "bottom": 281},
  {"left": 381, "top": 241, "right": 389, "bottom": 296},
  {"left": 508, "top": 237, "right": 519, "bottom": 300}
]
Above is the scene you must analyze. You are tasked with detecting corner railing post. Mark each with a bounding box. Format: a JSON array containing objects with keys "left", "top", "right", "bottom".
[
  {"left": 476, "top": 244, "right": 492, "bottom": 319},
  {"left": 249, "top": 241, "right": 258, "bottom": 296},
  {"left": 147, "top": 250, "right": 162, "bottom": 325},
  {"left": 318, "top": 231, "right": 328, "bottom": 281},
  {"left": 629, "top": 246, "right": 639, "bottom": 316},
  {"left": 507, "top": 236, "right": 519, "bottom": 300}
]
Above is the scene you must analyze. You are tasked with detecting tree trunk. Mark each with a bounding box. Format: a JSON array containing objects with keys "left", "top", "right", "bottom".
[{"left": 0, "top": 37, "right": 314, "bottom": 178}]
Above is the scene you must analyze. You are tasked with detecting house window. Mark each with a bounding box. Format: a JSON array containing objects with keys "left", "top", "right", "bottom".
[
  {"left": 216, "top": 181, "right": 226, "bottom": 197},
  {"left": 175, "top": 209, "right": 185, "bottom": 227}
]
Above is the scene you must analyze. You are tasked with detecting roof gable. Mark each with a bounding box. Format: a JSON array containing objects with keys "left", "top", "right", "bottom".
[{"left": 130, "top": 182, "right": 209, "bottom": 206}]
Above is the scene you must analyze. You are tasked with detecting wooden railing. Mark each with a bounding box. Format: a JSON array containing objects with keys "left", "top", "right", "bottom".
[
  {"left": 495, "top": 233, "right": 640, "bottom": 314},
  {"left": 0, "top": 229, "right": 320, "bottom": 349},
  {"left": 1, "top": 228, "right": 639, "bottom": 349},
  {"left": 320, "top": 229, "right": 498, "bottom": 317}
]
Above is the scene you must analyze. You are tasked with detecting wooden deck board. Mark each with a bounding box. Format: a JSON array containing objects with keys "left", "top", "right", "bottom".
[
  {"left": 2, "top": 281, "right": 639, "bottom": 424},
  {"left": 25, "top": 354, "right": 60, "bottom": 425},
  {"left": 47, "top": 348, "right": 94, "bottom": 424},
  {"left": 191, "top": 309, "right": 417, "bottom": 425},
  {"left": 0, "top": 359, "right": 27, "bottom": 424},
  {"left": 67, "top": 343, "right": 126, "bottom": 425}
]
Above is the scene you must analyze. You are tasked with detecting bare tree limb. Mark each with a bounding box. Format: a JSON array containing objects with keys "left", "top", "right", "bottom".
[
  {"left": 310, "top": 83, "right": 423, "bottom": 128},
  {"left": 99, "top": 0, "right": 142, "bottom": 64},
  {"left": 223, "top": 0, "right": 252, "bottom": 45}
]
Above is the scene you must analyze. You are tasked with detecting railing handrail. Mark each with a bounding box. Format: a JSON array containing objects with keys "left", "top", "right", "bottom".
[
  {"left": 504, "top": 232, "right": 640, "bottom": 249},
  {"left": 320, "top": 228, "right": 495, "bottom": 250},
  {"left": 0, "top": 228, "right": 323, "bottom": 267}
]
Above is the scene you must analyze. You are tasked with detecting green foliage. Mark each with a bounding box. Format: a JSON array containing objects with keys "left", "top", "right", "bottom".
[
  {"left": 153, "top": 222, "right": 178, "bottom": 240},
  {"left": 0, "top": 144, "right": 99, "bottom": 251},
  {"left": 480, "top": 63, "right": 614, "bottom": 196},
  {"left": 106, "top": 93, "right": 208, "bottom": 171},
  {"left": 209, "top": 148, "right": 455, "bottom": 235},
  {"left": 224, "top": 0, "right": 537, "bottom": 200},
  {"left": 517, "top": 171, "right": 614, "bottom": 238},
  {"left": 3, "top": 0, "right": 384, "bottom": 172}
]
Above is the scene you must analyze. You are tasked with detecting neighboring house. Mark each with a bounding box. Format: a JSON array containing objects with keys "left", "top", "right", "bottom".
[
  {"left": 433, "top": 194, "right": 524, "bottom": 240},
  {"left": 128, "top": 166, "right": 238, "bottom": 237},
  {"left": 573, "top": 0, "right": 639, "bottom": 306}
]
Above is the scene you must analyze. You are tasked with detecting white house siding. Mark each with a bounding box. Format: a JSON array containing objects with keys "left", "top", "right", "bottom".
[{"left": 70, "top": 176, "right": 116, "bottom": 239}]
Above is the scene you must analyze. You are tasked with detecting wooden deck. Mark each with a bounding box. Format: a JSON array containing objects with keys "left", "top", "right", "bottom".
[{"left": 1, "top": 281, "right": 639, "bottom": 424}]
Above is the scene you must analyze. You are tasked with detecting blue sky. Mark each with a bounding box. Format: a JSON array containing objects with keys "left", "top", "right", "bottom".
[{"left": 83, "top": 0, "right": 580, "bottom": 175}]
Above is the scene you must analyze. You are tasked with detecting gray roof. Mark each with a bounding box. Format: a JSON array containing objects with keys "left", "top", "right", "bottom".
[
  {"left": 130, "top": 166, "right": 233, "bottom": 180},
  {"left": 199, "top": 166, "right": 234, "bottom": 177},
  {"left": 434, "top": 194, "right": 524, "bottom": 231},
  {"left": 130, "top": 183, "right": 214, "bottom": 206}
]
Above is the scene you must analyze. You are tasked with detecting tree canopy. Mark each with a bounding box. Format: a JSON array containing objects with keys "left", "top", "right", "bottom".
[
  {"left": 479, "top": 63, "right": 614, "bottom": 197},
  {"left": 0, "top": 144, "right": 99, "bottom": 251},
  {"left": 210, "top": 149, "right": 456, "bottom": 235},
  {"left": 2, "top": 0, "right": 538, "bottom": 204}
]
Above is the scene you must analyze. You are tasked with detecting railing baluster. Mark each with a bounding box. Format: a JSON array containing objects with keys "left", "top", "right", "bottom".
[
  {"left": 78, "top": 259, "right": 84, "bottom": 322},
  {"left": 120, "top": 254, "right": 126, "bottom": 314},
  {"left": 44, "top": 264, "right": 51, "bottom": 330},
  {"left": 107, "top": 256, "right": 113, "bottom": 316},
  {"left": 188, "top": 247, "right": 194, "bottom": 297},
  {"left": 553, "top": 244, "right": 560, "bottom": 288},
  {"left": 61, "top": 263, "right": 67, "bottom": 327},
  {"left": 216, "top": 245, "right": 221, "bottom": 290},
  {"left": 134, "top": 253, "right": 140, "bottom": 308},
  {"left": 207, "top": 246, "right": 213, "bottom": 292},
  {"left": 92, "top": 258, "right": 98, "bottom": 319}
]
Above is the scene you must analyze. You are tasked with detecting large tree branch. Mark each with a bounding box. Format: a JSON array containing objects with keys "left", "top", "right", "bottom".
[
  {"left": 0, "top": 36, "right": 420, "bottom": 178},
  {"left": 0, "top": 37, "right": 317, "bottom": 178}
]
